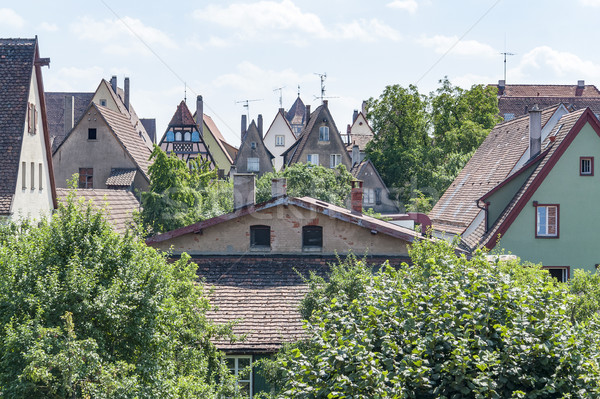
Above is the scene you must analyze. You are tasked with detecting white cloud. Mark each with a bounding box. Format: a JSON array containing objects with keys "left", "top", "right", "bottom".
[
  {"left": 38, "top": 22, "right": 58, "bottom": 32},
  {"left": 193, "top": 0, "right": 400, "bottom": 43},
  {"left": 511, "top": 46, "right": 600, "bottom": 80},
  {"left": 186, "top": 35, "right": 232, "bottom": 51},
  {"left": 580, "top": 0, "right": 600, "bottom": 6},
  {"left": 0, "top": 8, "right": 24, "bottom": 29},
  {"left": 213, "top": 61, "right": 310, "bottom": 94},
  {"left": 44, "top": 66, "right": 105, "bottom": 92},
  {"left": 418, "top": 35, "right": 497, "bottom": 57},
  {"left": 387, "top": 0, "right": 418, "bottom": 14},
  {"left": 70, "top": 16, "right": 176, "bottom": 55}
]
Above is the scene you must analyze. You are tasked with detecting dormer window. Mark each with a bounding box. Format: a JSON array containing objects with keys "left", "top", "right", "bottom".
[
  {"left": 580, "top": 157, "right": 593, "bottom": 176},
  {"left": 319, "top": 126, "right": 329, "bottom": 141}
]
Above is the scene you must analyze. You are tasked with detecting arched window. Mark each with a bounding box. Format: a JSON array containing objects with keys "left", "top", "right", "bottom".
[
  {"left": 184, "top": 131, "right": 191, "bottom": 141},
  {"left": 302, "top": 225, "right": 322, "bottom": 250},
  {"left": 250, "top": 225, "right": 271, "bottom": 249},
  {"left": 175, "top": 131, "right": 182, "bottom": 141}
]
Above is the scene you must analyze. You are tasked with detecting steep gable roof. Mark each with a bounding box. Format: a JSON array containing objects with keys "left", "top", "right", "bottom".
[
  {"left": 285, "top": 95, "right": 306, "bottom": 126},
  {"left": 478, "top": 109, "right": 593, "bottom": 250},
  {"left": 234, "top": 120, "right": 275, "bottom": 164},
  {"left": 45, "top": 92, "right": 94, "bottom": 151},
  {"left": 346, "top": 112, "right": 374, "bottom": 151},
  {"left": 429, "top": 105, "right": 565, "bottom": 235},
  {"left": 168, "top": 101, "right": 196, "bottom": 127},
  {"left": 264, "top": 108, "right": 297, "bottom": 141}
]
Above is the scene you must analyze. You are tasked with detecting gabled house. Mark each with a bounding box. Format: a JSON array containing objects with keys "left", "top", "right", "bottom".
[
  {"left": 350, "top": 154, "right": 398, "bottom": 213},
  {"left": 159, "top": 97, "right": 216, "bottom": 168},
  {"left": 0, "top": 38, "right": 57, "bottom": 221},
  {"left": 490, "top": 79, "right": 600, "bottom": 121},
  {"left": 52, "top": 102, "right": 152, "bottom": 193},
  {"left": 285, "top": 95, "right": 307, "bottom": 136},
  {"left": 345, "top": 105, "right": 374, "bottom": 162},
  {"left": 46, "top": 76, "right": 155, "bottom": 151},
  {"left": 282, "top": 100, "right": 352, "bottom": 170},
  {"left": 263, "top": 108, "right": 296, "bottom": 171},
  {"left": 146, "top": 175, "right": 421, "bottom": 396},
  {"left": 233, "top": 115, "right": 274, "bottom": 177}
]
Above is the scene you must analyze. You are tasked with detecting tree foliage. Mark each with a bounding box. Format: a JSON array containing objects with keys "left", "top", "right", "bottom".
[
  {"left": 366, "top": 78, "right": 500, "bottom": 209},
  {"left": 0, "top": 194, "right": 240, "bottom": 398},
  {"left": 262, "top": 240, "right": 600, "bottom": 398}
]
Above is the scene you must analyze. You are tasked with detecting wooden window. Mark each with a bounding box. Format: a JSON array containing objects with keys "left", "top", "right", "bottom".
[
  {"left": 329, "top": 154, "right": 341, "bottom": 168},
  {"left": 247, "top": 158, "right": 259, "bottom": 172},
  {"left": 535, "top": 203, "right": 559, "bottom": 238},
  {"left": 175, "top": 131, "right": 182, "bottom": 142},
  {"left": 30, "top": 162, "right": 35, "bottom": 189},
  {"left": 39, "top": 163, "right": 43, "bottom": 189},
  {"left": 303, "top": 225, "right": 323, "bottom": 250},
  {"left": 226, "top": 356, "right": 252, "bottom": 398},
  {"left": 363, "top": 188, "right": 375, "bottom": 205},
  {"left": 307, "top": 154, "right": 319, "bottom": 165},
  {"left": 580, "top": 157, "right": 593, "bottom": 176},
  {"left": 78, "top": 168, "right": 93, "bottom": 189},
  {"left": 183, "top": 131, "right": 191, "bottom": 141},
  {"left": 543, "top": 266, "right": 570, "bottom": 282},
  {"left": 27, "top": 103, "right": 37, "bottom": 134},
  {"left": 319, "top": 126, "right": 329, "bottom": 141},
  {"left": 250, "top": 225, "right": 270, "bottom": 249},
  {"left": 88, "top": 128, "right": 97, "bottom": 140},
  {"left": 375, "top": 188, "right": 382, "bottom": 205},
  {"left": 22, "top": 161, "right": 26, "bottom": 189},
  {"left": 275, "top": 135, "right": 285, "bottom": 146}
]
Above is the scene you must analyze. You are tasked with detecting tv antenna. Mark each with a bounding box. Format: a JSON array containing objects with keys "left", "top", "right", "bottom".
[
  {"left": 273, "top": 86, "right": 286, "bottom": 108},
  {"left": 184, "top": 82, "right": 187, "bottom": 103},
  {"left": 500, "top": 51, "right": 515, "bottom": 83},
  {"left": 313, "top": 72, "right": 338, "bottom": 103},
  {"left": 235, "top": 98, "right": 263, "bottom": 119}
]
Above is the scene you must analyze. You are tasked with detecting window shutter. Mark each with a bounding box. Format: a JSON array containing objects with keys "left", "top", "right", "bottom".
[{"left": 547, "top": 206, "right": 557, "bottom": 235}]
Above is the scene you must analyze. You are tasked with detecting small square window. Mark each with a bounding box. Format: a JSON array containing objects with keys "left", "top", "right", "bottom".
[
  {"left": 275, "top": 135, "right": 285, "bottom": 146},
  {"left": 78, "top": 168, "right": 93, "bottom": 189},
  {"left": 535, "top": 203, "right": 559, "bottom": 238},
  {"left": 250, "top": 142, "right": 257, "bottom": 149},
  {"left": 88, "top": 128, "right": 97, "bottom": 140},
  {"left": 319, "top": 126, "right": 329, "bottom": 141},
  {"left": 247, "top": 157, "right": 259, "bottom": 172},
  {"left": 250, "top": 225, "right": 270, "bottom": 249},
  {"left": 99, "top": 99, "right": 107, "bottom": 107},
  {"left": 303, "top": 225, "right": 323, "bottom": 250},
  {"left": 580, "top": 157, "right": 593, "bottom": 176}
]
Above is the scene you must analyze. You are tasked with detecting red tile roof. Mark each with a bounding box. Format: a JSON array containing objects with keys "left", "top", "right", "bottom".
[
  {"left": 168, "top": 100, "right": 196, "bottom": 127},
  {"left": 494, "top": 84, "right": 600, "bottom": 97}
]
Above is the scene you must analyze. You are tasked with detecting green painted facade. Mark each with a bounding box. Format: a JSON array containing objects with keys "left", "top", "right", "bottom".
[{"left": 495, "top": 121, "right": 600, "bottom": 273}]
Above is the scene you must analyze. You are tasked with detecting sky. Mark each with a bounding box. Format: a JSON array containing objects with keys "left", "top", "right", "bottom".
[{"left": 4, "top": 0, "right": 600, "bottom": 146}]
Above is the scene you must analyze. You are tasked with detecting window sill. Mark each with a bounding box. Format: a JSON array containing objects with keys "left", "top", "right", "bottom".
[
  {"left": 535, "top": 235, "right": 559, "bottom": 239},
  {"left": 302, "top": 246, "right": 322, "bottom": 252},
  {"left": 250, "top": 246, "right": 271, "bottom": 252}
]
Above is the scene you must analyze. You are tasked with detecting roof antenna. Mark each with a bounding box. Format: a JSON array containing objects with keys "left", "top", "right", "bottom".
[
  {"left": 500, "top": 34, "right": 515, "bottom": 83},
  {"left": 184, "top": 82, "right": 187, "bottom": 104},
  {"left": 273, "top": 86, "right": 285, "bottom": 108},
  {"left": 297, "top": 84, "right": 301, "bottom": 97},
  {"left": 235, "top": 98, "right": 263, "bottom": 119},
  {"left": 314, "top": 72, "right": 327, "bottom": 103}
]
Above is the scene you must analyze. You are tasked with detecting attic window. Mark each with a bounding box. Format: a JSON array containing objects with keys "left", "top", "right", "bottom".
[
  {"left": 319, "top": 126, "right": 329, "bottom": 141},
  {"left": 275, "top": 135, "right": 285, "bottom": 146},
  {"left": 88, "top": 128, "right": 97, "bottom": 140},
  {"left": 251, "top": 142, "right": 257, "bottom": 149},
  {"left": 303, "top": 225, "right": 323, "bottom": 250},
  {"left": 99, "top": 99, "right": 107, "bottom": 107},
  {"left": 175, "top": 131, "right": 182, "bottom": 142},
  {"left": 184, "top": 132, "right": 191, "bottom": 141},
  {"left": 250, "top": 225, "right": 270, "bottom": 250},
  {"left": 580, "top": 157, "right": 593, "bottom": 176}
]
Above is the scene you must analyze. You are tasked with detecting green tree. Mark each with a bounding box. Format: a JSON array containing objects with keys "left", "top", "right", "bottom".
[
  {"left": 255, "top": 163, "right": 353, "bottom": 206},
  {"left": 261, "top": 240, "right": 600, "bottom": 398},
  {"left": 0, "top": 194, "right": 240, "bottom": 398}
]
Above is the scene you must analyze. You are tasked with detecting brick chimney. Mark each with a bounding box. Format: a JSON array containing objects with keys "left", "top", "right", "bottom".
[
  {"left": 110, "top": 76, "right": 117, "bottom": 93},
  {"left": 124, "top": 77, "right": 130, "bottom": 112},
  {"left": 576, "top": 80, "right": 585, "bottom": 96},
  {"left": 529, "top": 104, "right": 542, "bottom": 159},
  {"left": 63, "top": 95, "right": 74, "bottom": 135},
  {"left": 196, "top": 95, "right": 204, "bottom": 135},
  {"left": 233, "top": 173, "right": 255, "bottom": 210},
  {"left": 258, "top": 114, "right": 263, "bottom": 136},
  {"left": 271, "top": 178, "right": 287, "bottom": 198},
  {"left": 305, "top": 105, "right": 311, "bottom": 124},
  {"left": 351, "top": 180, "right": 363, "bottom": 214},
  {"left": 353, "top": 109, "right": 358, "bottom": 123}
]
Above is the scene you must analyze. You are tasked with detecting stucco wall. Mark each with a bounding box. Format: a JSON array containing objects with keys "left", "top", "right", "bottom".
[
  {"left": 264, "top": 112, "right": 295, "bottom": 171},
  {"left": 12, "top": 68, "right": 55, "bottom": 220},
  {"left": 202, "top": 121, "right": 232, "bottom": 175},
  {"left": 497, "top": 122, "right": 600, "bottom": 273},
  {"left": 53, "top": 107, "right": 138, "bottom": 189},
  {"left": 235, "top": 126, "right": 273, "bottom": 177},
  {"left": 150, "top": 204, "right": 409, "bottom": 256}
]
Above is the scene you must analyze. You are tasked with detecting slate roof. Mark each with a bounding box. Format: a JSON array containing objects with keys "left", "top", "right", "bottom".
[
  {"left": 140, "top": 118, "right": 156, "bottom": 144},
  {"left": 94, "top": 104, "right": 152, "bottom": 180},
  {"left": 168, "top": 101, "right": 196, "bottom": 127},
  {"left": 105, "top": 168, "right": 137, "bottom": 187},
  {"left": 285, "top": 96, "right": 306, "bottom": 127},
  {"left": 494, "top": 84, "right": 600, "bottom": 97},
  {"left": 0, "top": 38, "right": 35, "bottom": 214},
  {"left": 45, "top": 92, "right": 94, "bottom": 151},
  {"left": 56, "top": 188, "right": 139, "bottom": 233},
  {"left": 476, "top": 109, "right": 589, "bottom": 249},
  {"left": 429, "top": 105, "right": 563, "bottom": 236}
]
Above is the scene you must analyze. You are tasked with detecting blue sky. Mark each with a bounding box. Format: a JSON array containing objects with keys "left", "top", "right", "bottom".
[{"left": 4, "top": 0, "right": 600, "bottom": 145}]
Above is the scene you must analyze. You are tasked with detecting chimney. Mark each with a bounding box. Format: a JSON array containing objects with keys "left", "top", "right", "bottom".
[
  {"left": 196, "top": 95, "right": 204, "bottom": 135},
  {"left": 271, "top": 178, "right": 287, "bottom": 198},
  {"left": 258, "top": 114, "right": 263, "bottom": 136},
  {"left": 361, "top": 100, "right": 367, "bottom": 115},
  {"left": 353, "top": 110, "right": 359, "bottom": 123},
  {"left": 305, "top": 105, "right": 311, "bottom": 124},
  {"left": 63, "top": 95, "right": 74, "bottom": 135},
  {"left": 529, "top": 104, "right": 542, "bottom": 159},
  {"left": 498, "top": 79, "right": 505, "bottom": 96},
  {"left": 351, "top": 180, "right": 363, "bottom": 214},
  {"left": 233, "top": 173, "right": 255, "bottom": 210},
  {"left": 241, "top": 115, "right": 247, "bottom": 138},
  {"left": 124, "top": 77, "right": 130, "bottom": 112},
  {"left": 352, "top": 144, "right": 360, "bottom": 166},
  {"left": 323, "top": 99, "right": 328, "bottom": 107},
  {"left": 578, "top": 80, "right": 585, "bottom": 88},
  {"left": 576, "top": 80, "right": 585, "bottom": 97},
  {"left": 110, "top": 76, "right": 117, "bottom": 93}
]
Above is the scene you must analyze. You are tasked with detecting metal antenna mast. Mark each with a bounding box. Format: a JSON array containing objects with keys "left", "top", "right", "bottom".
[
  {"left": 273, "top": 86, "right": 286, "bottom": 108},
  {"left": 184, "top": 82, "right": 187, "bottom": 103},
  {"left": 235, "top": 98, "right": 263, "bottom": 119},
  {"left": 314, "top": 72, "right": 327, "bottom": 102},
  {"left": 500, "top": 51, "right": 514, "bottom": 82}
]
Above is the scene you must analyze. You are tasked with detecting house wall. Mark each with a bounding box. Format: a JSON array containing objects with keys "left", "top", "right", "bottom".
[
  {"left": 264, "top": 112, "right": 295, "bottom": 171},
  {"left": 149, "top": 204, "right": 409, "bottom": 256},
  {"left": 497, "top": 122, "right": 600, "bottom": 273},
  {"left": 202, "top": 120, "right": 232, "bottom": 175},
  {"left": 12, "top": 68, "right": 54, "bottom": 220},
  {"left": 234, "top": 126, "right": 274, "bottom": 177},
  {"left": 53, "top": 107, "right": 139, "bottom": 189},
  {"left": 92, "top": 83, "right": 120, "bottom": 114},
  {"left": 354, "top": 162, "right": 398, "bottom": 214}
]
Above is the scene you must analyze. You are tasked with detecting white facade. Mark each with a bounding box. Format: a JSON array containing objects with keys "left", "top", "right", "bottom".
[{"left": 264, "top": 109, "right": 296, "bottom": 171}]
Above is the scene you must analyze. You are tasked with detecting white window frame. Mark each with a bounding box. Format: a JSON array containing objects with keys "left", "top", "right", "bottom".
[
  {"left": 226, "top": 356, "right": 252, "bottom": 398},
  {"left": 329, "top": 154, "right": 341, "bottom": 168},
  {"left": 247, "top": 157, "right": 260, "bottom": 172},
  {"left": 363, "top": 188, "right": 375, "bottom": 205},
  {"left": 307, "top": 154, "right": 319, "bottom": 165},
  {"left": 536, "top": 204, "right": 558, "bottom": 238},
  {"left": 319, "top": 126, "right": 329, "bottom": 141},
  {"left": 275, "top": 135, "right": 285, "bottom": 146},
  {"left": 580, "top": 157, "right": 593, "bottom": 176}
]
